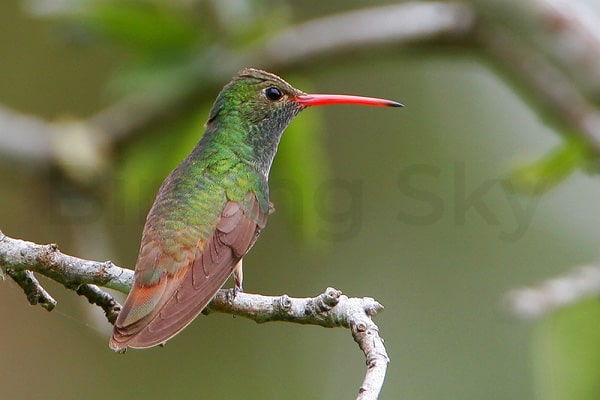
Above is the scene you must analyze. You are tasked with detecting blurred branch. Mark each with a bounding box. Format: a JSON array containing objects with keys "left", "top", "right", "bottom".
[
  {"left": 251, "top": 2, "right": 475, "bottom": 67},
  {"left": 0, "top": 105, "right": 55, "bottom": 164},
  {"left": 516, "top": 0, "right": 600, "bottom": 94},
  {"left": 505, "top": 265, "right": 600, "bottom": 320},
  {"left": 92, "top": 2, "right": 475, "bottom": 139},
  {"left": 477, "top": 0, "right": 600, "bottom": 153},
  {"left": 4, "top": 0, "right": 600, "bottom": 175},
  {"left": 0, "top": 230, "right": 388, "bottom": 400},
  {"left": 0, "top": 0, "right": 600, "bottom": 178},
  {"left": 0, "top": 2, "right": 474, "bottom": 175}
]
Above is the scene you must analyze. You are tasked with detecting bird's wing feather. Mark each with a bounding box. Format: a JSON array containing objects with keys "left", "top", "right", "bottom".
[{"left": 110, "top": 192, "right": 267, "bottom": 351}]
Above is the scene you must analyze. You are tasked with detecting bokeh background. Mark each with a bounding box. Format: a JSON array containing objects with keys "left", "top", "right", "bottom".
[{"left": 2, "top": 1, "right": 600, "bottom": 399}]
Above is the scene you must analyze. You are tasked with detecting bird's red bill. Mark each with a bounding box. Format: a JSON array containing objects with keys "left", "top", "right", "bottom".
[{"left": 295, "top": 94, "right": 403, "bottom": 108}]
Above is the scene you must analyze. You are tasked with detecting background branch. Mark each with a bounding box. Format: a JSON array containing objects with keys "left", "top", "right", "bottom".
[
  {"left": 0, "top": 230, "right": 388, "bottom": 400},
  {"left": 2, "top": 0, "right": 600, "bottom": 176},
  {"left": 0, "top": 2, "right": 475, "bottom": 173},
  {"left": 505, "top": 265, "right": 600, "bottom": 320}
]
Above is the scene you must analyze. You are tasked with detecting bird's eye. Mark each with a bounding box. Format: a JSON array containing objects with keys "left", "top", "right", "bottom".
[{"left": 264, "top": 87, "right": 283, "bottom": 101}]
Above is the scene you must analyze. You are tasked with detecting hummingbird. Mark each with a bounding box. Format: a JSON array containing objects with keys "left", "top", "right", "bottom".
[{"left": 109, "top": 68, "right": 401, "bottom": 352}]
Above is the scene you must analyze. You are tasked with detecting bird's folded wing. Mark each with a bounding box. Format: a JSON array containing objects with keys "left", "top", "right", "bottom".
[{"left": 110, "top": 192, "right": 267, "bottom": 350}]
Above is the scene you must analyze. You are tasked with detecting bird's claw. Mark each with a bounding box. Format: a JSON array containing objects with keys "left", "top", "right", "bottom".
[{"left": 227, "top": 286, "right": 243, "bottom": 305}]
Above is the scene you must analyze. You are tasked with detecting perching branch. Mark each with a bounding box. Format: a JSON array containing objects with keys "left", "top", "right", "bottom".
[
  {"left": 206, "top": 288, "right": 388, "bottom": 400},
  {"left": 0, "top": 230, "right": 388, "bottom": 400},
  {"left": 0, "top": 230, "right": 132, "bottom": 293}
]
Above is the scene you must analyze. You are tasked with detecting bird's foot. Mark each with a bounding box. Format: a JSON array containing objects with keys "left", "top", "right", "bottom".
[
  {"left": 226, "top": 285, "right": 242, "bottom": 305},
  {"left": 234, "top": 283, "right": 243, "bottom": 295}
]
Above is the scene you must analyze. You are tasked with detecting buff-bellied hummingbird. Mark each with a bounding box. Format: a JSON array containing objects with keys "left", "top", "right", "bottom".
[{"left": 109, "top": 68, "right": 402, "bottom": 352}]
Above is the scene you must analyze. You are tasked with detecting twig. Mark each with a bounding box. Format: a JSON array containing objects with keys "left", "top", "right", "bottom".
[
  {"left": 75, "top": 284, "right": 122, "bottom": 324},
  {"left": 5, "top": 269, "right": 57, "bottom": 311},
  {"left": 0, "top": 230, "right": 388, "bottom": 399},
  {"left": 505, "top": 265, "right": 600, "bottom": 320}
]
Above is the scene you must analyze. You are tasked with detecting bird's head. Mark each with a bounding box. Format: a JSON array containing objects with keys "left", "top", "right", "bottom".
[{"left": 205, "top": 68, "right": 402, "bottom": 175}]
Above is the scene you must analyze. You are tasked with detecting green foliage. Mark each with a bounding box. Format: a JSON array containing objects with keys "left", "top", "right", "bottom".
[
  {"left": 117, "top": 104, "right": 210, "bottom": 215},
  {"left": 272, "top": 92, "right": 331, "bottom": 245},
  {"left": 38, "top": 0, "right": 329, "bottom": 240},
  {"left": 533, "top": 299, "right": 600, "bottom": 400},
  {"left": 508, "top": 137, "right": 593, "bottom": 195},
  {"left": 77, "top": 0, "right": 205, "bottom": 95},
  {"left": 77, "top": 1, "right": 202, "bottom": 54},
  {"left": 42, "top": 0, "right": 291, "bottom": 95}
]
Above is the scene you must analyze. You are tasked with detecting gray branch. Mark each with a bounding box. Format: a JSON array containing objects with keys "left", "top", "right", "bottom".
[
  {"left": 5, "top": 269, "right": 57, "bottom": 311},
  {"left": 0, "top": 230, "right": 388, "bottom": 400},
  {"left": 505, "top": 264, "right": 600, "bottom": 320},
  {"left": 75, "top": 283, "right": 122, "bottom": 324},
  {"left": 475, "top": 1, "right": 600, "bottom": 152},
  {"left": 0, "top": 230, "right": 132, "bottom": 293},
  {"left": 250, "top": 2, "right": 474, "bottom": 67}
]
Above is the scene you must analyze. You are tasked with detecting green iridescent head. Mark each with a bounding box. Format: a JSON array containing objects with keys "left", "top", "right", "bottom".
[
  {"left": 204, "top": 68, "right": 307, "bottom": 175},
  {"left": 202, "top": 68, "right": 402, "bottom": 176}
]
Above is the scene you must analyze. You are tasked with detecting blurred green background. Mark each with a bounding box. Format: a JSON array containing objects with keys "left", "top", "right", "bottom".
[{"left": 2, "top": 1, "right": 600, "bottom": 399}]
